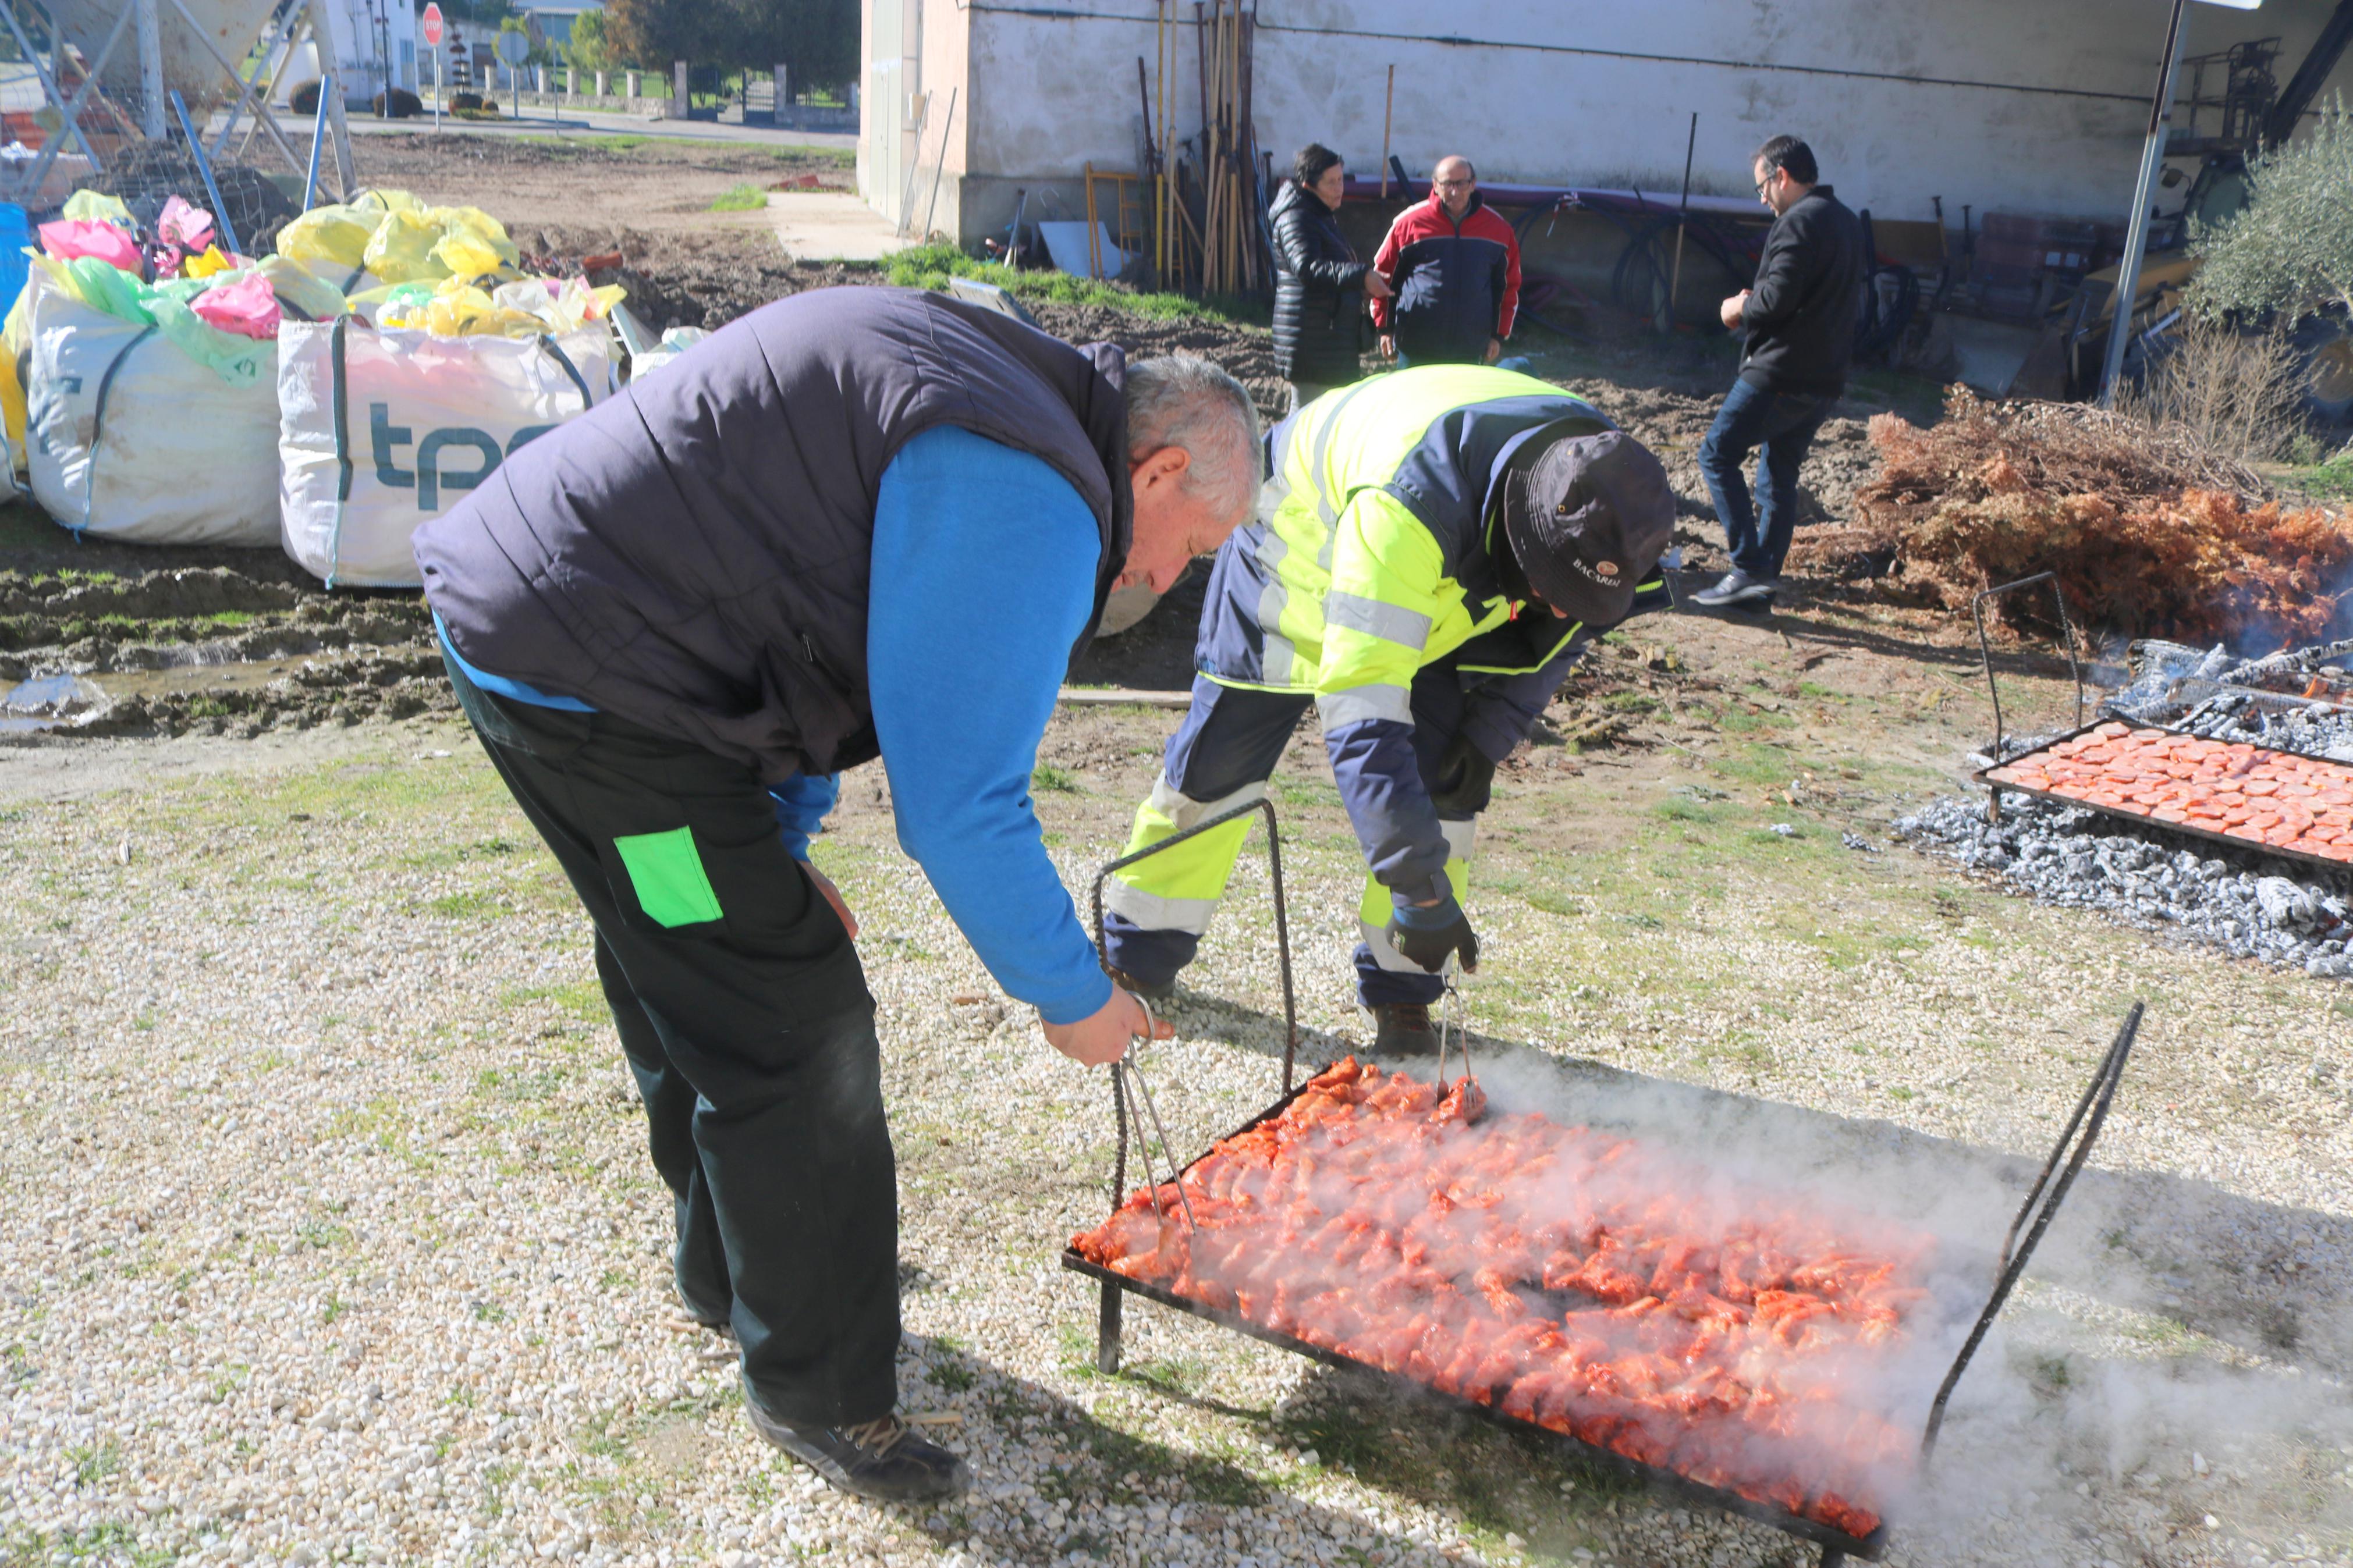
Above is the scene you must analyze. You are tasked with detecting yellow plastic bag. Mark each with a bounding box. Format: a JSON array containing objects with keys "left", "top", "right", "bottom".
[
  {"left": 347, "top": 188, "right": 422, "bottom": 216},
  {"left": 4, "top": 268, "right": 35, "bottom": 466},
  {"left": 275, "top": 204, "right": 379, "bottom": 270},
  {"left": 432, "top": 229, "right": 506, "bottom": 280},
  {"left": 361, "top": 208, "right": 446, "bottom": 284},
  {"left": 60, "top": 190, "right": 131, "bottom": 225},
  {"left": 0, "top": 341, "right": 24, "bottom": 476},
  {"left": 429, "top": 206, "right": 518, "bottom": 273},
  {"left": 183, "top": 244, "right": 235, "bottom": 279}
]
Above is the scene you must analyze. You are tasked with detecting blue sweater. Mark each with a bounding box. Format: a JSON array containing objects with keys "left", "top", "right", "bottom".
[{"left": 444, "top": 424, "right": 1113, "bottom": 1026}]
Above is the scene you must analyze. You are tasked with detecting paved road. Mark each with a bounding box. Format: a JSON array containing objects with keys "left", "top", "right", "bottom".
[{"left": 256, "top": 105, "right": 857, "bottom": 154}]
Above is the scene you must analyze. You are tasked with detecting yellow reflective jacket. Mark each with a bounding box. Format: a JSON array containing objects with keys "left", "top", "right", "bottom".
[{"left": 1192, "top": 364, "right": 1668, "bottom": 905}]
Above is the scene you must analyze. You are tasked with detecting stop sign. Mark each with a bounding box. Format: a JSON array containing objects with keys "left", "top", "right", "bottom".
[{"left": 421, "top": 3, "right": 443, "bottom": 46}]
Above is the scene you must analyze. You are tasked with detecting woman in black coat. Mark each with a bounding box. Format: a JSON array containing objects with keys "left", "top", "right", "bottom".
[{"left": 1269, "top": 144, "right": 1392, "bottom": 411}]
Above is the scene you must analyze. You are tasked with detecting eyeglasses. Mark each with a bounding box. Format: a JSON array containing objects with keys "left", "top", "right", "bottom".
[
  {"left": 1754, "top": 168, "right": 1779, "bottom": 197},
  {"left": 1434, "top": 179, "right": 1472, "bottom": 189}
]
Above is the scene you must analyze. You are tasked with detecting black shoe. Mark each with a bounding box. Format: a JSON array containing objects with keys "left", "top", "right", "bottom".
[
  {"left": 1370, "top": 1002, "right": 1440, "bottom": 1057},
  {"left": 1103, "top": 963, "right": 1176, "bottom": 1002},
  {"left": 744, "top": 1399, "right": 971, "bottom": 1502},
  {"left": 1692, "top": 570, "right": 1776, "bottom": 610}
]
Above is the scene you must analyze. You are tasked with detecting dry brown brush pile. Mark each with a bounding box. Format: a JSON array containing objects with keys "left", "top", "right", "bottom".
[{"left": 1795, "top": 388, "right": 2353, "bottom": 648}]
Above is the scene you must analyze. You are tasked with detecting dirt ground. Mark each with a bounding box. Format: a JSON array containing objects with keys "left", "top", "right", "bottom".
[{"left": 351, "top": 131, "right": 854, "bottom": 237}]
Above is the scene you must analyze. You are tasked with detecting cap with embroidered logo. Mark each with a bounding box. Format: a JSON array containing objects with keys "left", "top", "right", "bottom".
[{"left": 1500, "top": 426, "right": 1674, "bottom": 625}]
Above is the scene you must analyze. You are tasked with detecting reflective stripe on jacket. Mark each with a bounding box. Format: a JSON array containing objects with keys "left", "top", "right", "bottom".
[{"left": 1194, "top": 364, "right": 1669, "bottom": 906}]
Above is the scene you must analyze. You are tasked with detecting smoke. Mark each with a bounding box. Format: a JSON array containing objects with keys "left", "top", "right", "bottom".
[{"left": 1453, "top": 1048, "right": 2353, "bottom": 1551}]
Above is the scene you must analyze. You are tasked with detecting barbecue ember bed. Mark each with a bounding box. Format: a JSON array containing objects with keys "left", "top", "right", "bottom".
[
  {"left": 1071, "top": 799, "right": 2145, "bottom": 1567},
  {"left": 1965, "top": 574, "right": 2353, "bottom": 875},
  {"left": 1976, "top": 720, "right": 2353, "bottom": 876}
]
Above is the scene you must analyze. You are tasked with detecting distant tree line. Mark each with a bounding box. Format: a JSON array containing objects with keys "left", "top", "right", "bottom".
[{"left": 590, "top": 0, "right": 855, "bottom": 87}]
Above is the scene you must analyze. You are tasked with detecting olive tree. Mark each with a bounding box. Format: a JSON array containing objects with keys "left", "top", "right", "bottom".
[{"left": 2186, "top": 97, "right": 2353, "bottom": 322}]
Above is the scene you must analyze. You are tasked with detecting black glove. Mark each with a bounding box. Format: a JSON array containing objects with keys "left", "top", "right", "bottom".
[
  {"left": 1428, "top": 735, "right": 1497, "bottom": 816},
  {"left": 1386, "top": 898, "right": 1479, "bottom": 975}
]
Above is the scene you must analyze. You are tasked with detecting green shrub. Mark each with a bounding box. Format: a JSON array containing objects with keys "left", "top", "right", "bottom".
[{"left": 2188, "top": 96, "right": 2353, "bottom": 322}]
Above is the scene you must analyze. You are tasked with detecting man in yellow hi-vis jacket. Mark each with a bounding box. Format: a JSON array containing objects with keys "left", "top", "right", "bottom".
[{"left": 1100, "top": 365, "right": 1675, "bottom": 1055}]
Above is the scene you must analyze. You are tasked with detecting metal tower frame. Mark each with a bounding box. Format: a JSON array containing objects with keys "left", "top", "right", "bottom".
[{"left": 0, "top": 0, "right": 353, "bottom": 210}]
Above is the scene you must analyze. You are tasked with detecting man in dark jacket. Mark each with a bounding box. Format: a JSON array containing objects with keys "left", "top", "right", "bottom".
[
  {"left": 1372, "top": 155, "right": 1521, "bottom": 367},
  {"left": 413, "top": 288, "right": 1260, "bottom": 1503},
  {"left": 1692, "top": 135, "right": 1865, "bottom": 610},
  {"left": 1270, "top": 143, "right": 1392, "bottom": 411}
]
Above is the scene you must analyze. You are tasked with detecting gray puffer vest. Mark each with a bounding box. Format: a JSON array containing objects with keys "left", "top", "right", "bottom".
[{"left": 416, "top": 287, "right": 1133, "bottom": 783}]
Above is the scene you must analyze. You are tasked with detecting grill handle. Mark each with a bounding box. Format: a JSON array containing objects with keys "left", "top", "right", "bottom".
[
  {"left": 1087, "top": 794, "right": 1301, "bottom": 1377},
  {"left": 1919, "top": 1000, "right": 2144, "bottom": 1460},
  {"left": 1972, "top": 571, "right": 2086, "bottom": 765},
  {"left": 1088, "top": 795, "right": 1301, "bottom": 1091}
]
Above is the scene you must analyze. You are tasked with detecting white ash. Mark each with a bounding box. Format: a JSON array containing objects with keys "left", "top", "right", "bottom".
[
  {"left": 2104, "top": 637, "right": 2353, "bottom": 759},
  {"left": 1896, "top": 792, "right": 2353, "bottom": 977},
  {"left": 2146, "top": 691, "right": 2353, "bottom": 760}
]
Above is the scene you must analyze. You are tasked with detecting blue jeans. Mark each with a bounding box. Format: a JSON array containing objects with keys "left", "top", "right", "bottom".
[{"left": 1697, "top": 377, "right": 1834, "bottom": 578}]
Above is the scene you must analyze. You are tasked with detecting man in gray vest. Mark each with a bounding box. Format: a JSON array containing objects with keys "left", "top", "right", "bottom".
[{"left": 414, "top": 287, "right": 1260, "bottom": 1502}]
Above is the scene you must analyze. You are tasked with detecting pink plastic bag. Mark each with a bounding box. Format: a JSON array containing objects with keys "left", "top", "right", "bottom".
[
  {"left": 157, "top": 194, "right": 215, "bottom": 253},
  {"left": 38, "top": 218, "right": 141, "bottom": 272},
  {"left": 188, "top": 271, "right": 282, "bottom": 341}
]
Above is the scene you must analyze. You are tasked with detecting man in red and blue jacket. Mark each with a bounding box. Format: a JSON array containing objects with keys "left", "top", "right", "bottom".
[{"left": 1372, "top": 155, "right": 1522, "bottom": 367}]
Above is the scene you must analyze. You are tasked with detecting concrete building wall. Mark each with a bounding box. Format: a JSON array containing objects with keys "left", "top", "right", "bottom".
[{"left": 866, "top": 0, "right": 2353, "bottom": 251}]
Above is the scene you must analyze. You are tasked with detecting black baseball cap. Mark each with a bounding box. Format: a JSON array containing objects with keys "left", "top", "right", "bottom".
[{"left": 1500, "top": 426, "right": 1675, "bottom": 625}]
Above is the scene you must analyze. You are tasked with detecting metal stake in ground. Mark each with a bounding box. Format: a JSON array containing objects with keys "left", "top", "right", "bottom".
[{"left": 1665, "top": 112, "right": 1697, "bottom": 335}]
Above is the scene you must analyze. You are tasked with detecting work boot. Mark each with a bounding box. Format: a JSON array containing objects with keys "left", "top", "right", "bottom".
[
  {"left": 744, "top": 1398, "right": 971, "bottom": 1503},
  {"left": 1103, "top": 963, "right": 1176, "bottom": 1002},
  {"left": 1370, "top": 1002, "right": 1440, "bottom": 1057},
  {"left": 1692, "top": 569, "right": 1776, "bottom": 610}
]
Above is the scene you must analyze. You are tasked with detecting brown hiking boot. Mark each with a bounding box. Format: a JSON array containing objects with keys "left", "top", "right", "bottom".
[{"left": 1371, "top": 1002, "right": 1440, "bottom": 1057}]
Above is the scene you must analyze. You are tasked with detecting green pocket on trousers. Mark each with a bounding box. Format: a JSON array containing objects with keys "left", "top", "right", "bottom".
[{"left": 612, "top": 826, "right": 725, "bottom": 928}]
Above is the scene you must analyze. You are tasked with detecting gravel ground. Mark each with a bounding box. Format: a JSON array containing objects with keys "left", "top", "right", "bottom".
[
  {"left": 4, "top": 688, "right": 2352, "bottom": 1568},
  {"left": 1896, "top": 791, "right": 2353, "bottom": 977}
]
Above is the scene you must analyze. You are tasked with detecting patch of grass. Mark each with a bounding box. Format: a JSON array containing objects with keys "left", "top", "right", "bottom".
[
  {"left": 2281, "top": 446, "right": 2353, "bottom": 500},
  {"left": 1031, "top": 763, "right": 1079, "bottom": 794},
  {"left": 1599, "top": 691, "right": 1660, "bottom": 714},
  {"left": 426, "top": 889, "right": 505, "bottom": 919},
  {"left": 2, "top": 1521, "right": 175, "bottom": 1567},
  {"left": 515, "top": 133, "right": 652, "bottom": 154},
  {"left": 66, "top": 1439, "right": 119, "bottom": 1486},
  {"left": 708, "top": 183, "right": 768, "bottom": 212},
  {"left": 502, "top": 979, "right": 608, "bottom": 1021},
  {"left": 882, "top": 241, "right": 1260, "bottom": 325}
]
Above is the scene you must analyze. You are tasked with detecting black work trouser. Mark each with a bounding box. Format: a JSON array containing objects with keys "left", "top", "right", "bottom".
[{"left": 442, "top": 650, "right": 900, "bottom": 1430}]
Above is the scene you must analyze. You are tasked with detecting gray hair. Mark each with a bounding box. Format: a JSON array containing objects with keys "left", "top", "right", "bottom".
[{"left": 1124, "top": 355, "right": 1262, "bottom": 521}]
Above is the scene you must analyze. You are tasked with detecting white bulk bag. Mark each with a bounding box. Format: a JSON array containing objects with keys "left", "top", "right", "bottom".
[
  {"left": 24, "top": 271, "right": 280, "bottom": 545},
  {"left": 277, "top": 317, "right": 616, "bottom": 588}
]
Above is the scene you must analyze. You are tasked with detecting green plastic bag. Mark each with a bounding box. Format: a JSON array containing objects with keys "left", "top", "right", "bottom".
[
  {"left": 255, "top": 256, "right": 350, "bottom": 324},
  {"left": 33, "top": 254, "right": 272, "bottom": 386}
]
